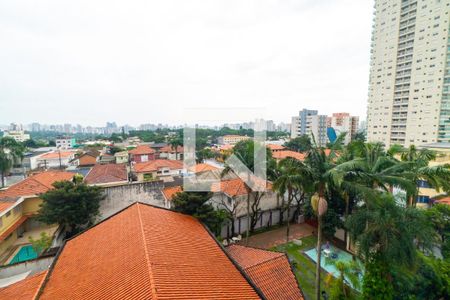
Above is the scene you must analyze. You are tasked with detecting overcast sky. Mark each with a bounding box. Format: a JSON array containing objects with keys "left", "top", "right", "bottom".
[{"left": 0, "top": 0, "right": 373, "bottom": 127}]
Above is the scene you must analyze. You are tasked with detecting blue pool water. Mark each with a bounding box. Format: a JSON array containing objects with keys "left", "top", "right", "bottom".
[
  {"left": 9, "top": 245, "right": 38, "bottom": 265},
  {"left": 304, "top": 245, "right": 363, "bottom": 289}
]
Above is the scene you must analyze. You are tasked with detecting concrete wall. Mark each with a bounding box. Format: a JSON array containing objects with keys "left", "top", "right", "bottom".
[
  {"left": 99, "top": 181, "right": 165, "bottom": 221},
  {"left": 0, "top": 256, "right": 54, "bottom": 279}
]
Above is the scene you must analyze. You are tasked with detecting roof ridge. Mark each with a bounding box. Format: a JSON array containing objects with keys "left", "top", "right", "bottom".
[
  {"left": 244, "top": 254, "right": 285, "bottom": 270},
  {"left": 31, "top": 270, "right": 48, "bottom": 300},
  {"left": 136, "top": 203, "right": 158, "bottom": 300}
]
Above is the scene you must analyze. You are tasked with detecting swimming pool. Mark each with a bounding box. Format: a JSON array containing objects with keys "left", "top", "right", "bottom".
[
  {"left": 304, "top": 245, "right": 363, "bottom": 289},
  {"left": 8, "top": 245, "right": 38, "bottom": 265}
]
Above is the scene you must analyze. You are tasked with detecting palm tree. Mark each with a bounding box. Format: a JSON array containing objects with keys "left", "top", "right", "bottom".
[
  {"left": 0, "top": 137, "right": 24, "bottom": 187},
  {"left": 399, "top": 145, "right": 450, "bottom": 206},
  {"left": 333, "top": 142, "right": 415, "bottom": 204},
  {"left": 324, "top": 258, "right": 361, "bottom": 299},
  {"left": 346, "top": 193, "right": 434, "bottom": 299},
  {"left": 168, "top": 137, "right": 183, "bottom": 160},
  {"left": 273, "top": 158, "right": 310, "bottom": 243}
]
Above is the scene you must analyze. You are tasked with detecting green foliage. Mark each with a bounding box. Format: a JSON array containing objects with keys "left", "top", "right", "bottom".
[
  {"left": 172, "top": 191, "right": 227, "bottom": 235},
  {"left": 0, "top": 137, "right": 25, "bottom": 187},
  {"left": 425, "top": 204, "right": 450, "bottom": 259},
  {"left": 325, "top": 258, "right": 361, "bottom": 300},
  {"left": 362, "top": 258, "right": 394, "bottom": 300},
  {"left": 37, "top": 181, "right": 105, "bottom": 236},
  {"left": 392, "top": 253, "right": 450, "bottom": 300},
  {"left": 109, "top": 146, "right": 125, "bottom": 155},
  {"left": 284, "top": 135, "right": 311, "bottom": 152},
  {"left": 196, "top": 148, "right": 215, "bottom": 163},
  {"left": 29, "top": 232, "right": 52, "bottom": 255}
]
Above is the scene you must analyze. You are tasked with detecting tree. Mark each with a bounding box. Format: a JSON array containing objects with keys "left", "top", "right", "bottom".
[
  {"left": 346, "top": 194, "right": 434, "bottom": 299},
  {"left": 29, "top": 232, "right": 52, "bottom": 255},
  {"left": 169, "top": 136, "right": 183, "bottom": 159},
  {"left": 196, "top": 148, "right": 215, "bottom": 163},
  {"left": 425, "top": 203, "right": 450, "bottom": 259},
  {"left": 37, "top": 180, "right": 105, "bottom": 236},
  {"left": 399, "top": 145, "right": 450, "bottom": 206},
  {"left": 172, "top": 191, "right": 227, "bottom": 236},
  {"left": 273, "top": 158, "right": 310, "bottom": 243},
  {"left": 284, "top": 135, "right": 312, "bottom": 152},
  {"left": 223, "top": 140, "right": 274, "bottom": 244},
  {"left": 324, "top": 258, "right": 361, "bottom": 300},
  {"left": 0, "top": 137, "right": 25, "bottom": 187}
]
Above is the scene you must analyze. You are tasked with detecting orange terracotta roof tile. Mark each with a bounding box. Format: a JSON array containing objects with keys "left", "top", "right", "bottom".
[
  {"left": 38, "top": 151, "right": 75, "bottom": 160},
  {"left": 0, "top": 270, "right": 47, "bottom": 300},
  {"left": 39, "top": 203, "right": 261, "bottom": 300},
  {"left": 159, "top": 145, "right": 184, "bottom": 153},
  {"left": 0, "top": 171, "right": 75, "bottom": 200},
  {"left": 435, "top": 196, "right": 450, "bottom": 205},
  {"left": 188, "top": 163, "right": 219, "bottom": 173},
  {"left": 0, "top": 200, "right": 16, "bottom": 213},
  {"left": 162, "top": 186, "right": 183, "bottom": 201},
  {"left": 211, "top": 178, "right": 272, "bottom": 197},
  {"left": 85, "top": 164, "right": 128, "bottom": 185},
  {"left": 134, "top": 159, "right": 184, "bottom": 173},
  {"left": 227, "top": 245, "right": 304, "bottom": 300},
  {"left": 267, "top": 144, "right": 286, "bottom": 151},
  {"left": 272, "top": 150, "right": 306, "bottom": 161},
  {"left": 128, "top": 145, "right": 155, "bottom": 155}
]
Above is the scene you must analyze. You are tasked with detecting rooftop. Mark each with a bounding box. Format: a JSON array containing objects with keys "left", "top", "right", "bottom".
[
  {"left": 128, "top": 145, "right": 155, "bottom": 155},
  {"left": 188, "top": 163, "right": 220, "bottom": 173},
  {"left": 272, "top": 150, "right": 306, "bottom": 161},
  {"left": 227, "top": 245, "right": 304, "bottom": 300},
  {"left": 133, "top": 159, "right": 184, "bottom": 173},
  {"left": 0, "top": 171, "right": 75, "bottom": 202},
  {"left": 38, "top": 151, "right": 75, "bottom": 160},
  {"left": 38, "top": 203, "right": 261, "bottom": 299},
  {"left": 0, "top": 270, "right": 47, "bottom": 300},
  {"left": 84, "top": 164, "right": 128, "bottom": 185}
]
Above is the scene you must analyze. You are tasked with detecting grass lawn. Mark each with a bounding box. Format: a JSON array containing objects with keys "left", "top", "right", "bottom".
[{"left": 272, "top": 236, "right": 331, "bottom": 300}]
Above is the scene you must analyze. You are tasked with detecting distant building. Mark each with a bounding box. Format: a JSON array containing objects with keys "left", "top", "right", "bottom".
[
  {"left": 291, "top": 109, "right": 328, "bottom": 147},
  {"left": 2, "top": 130, "right": 30, "bottom": 143},
  {"left": 327, "top": 113, "right": 359, "bottom": 144},
  {"left": 85, "top": 164, "right": 128, "bottom": 186},
  {"left": 217, "top": 135, "right": 251, "bottom": 145},
  {"left": 37, "top": 151, "right": 76, "bottom": 169},
  {"left": 55, "top": 136, "right": 76, "bottom": 149},
  {"left": 133, "top": 159, "right": 184, "bottom": 181},
  {"left": 367, "top": 0, "right": 449, "bottom": 147},
  {"left": 128, "top": 145, "right": 156, "bottom": 163}
]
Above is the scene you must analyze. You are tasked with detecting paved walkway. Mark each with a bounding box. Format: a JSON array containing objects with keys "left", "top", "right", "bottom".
[{"left": 241, "top": 223, "right": 315, "bottom": 249}]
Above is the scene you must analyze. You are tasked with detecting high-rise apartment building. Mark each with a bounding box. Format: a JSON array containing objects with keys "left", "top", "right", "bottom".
[
  {"left": 291, "top": 109, "right": 328, "bottom": 147},
  {"left": 367, "top": 0, "right": 450, "bottom": 147},
  {"left": 327, "top": 113, "right": 360, "bottom": 144}
]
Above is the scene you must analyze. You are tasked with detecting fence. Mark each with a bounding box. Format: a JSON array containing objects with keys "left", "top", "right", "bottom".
[{"left": 220, "top": 205, "right": 301, "bottom": 238}]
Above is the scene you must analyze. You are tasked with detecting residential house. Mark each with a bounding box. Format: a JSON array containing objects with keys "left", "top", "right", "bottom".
[
  {"left": 114, "top": 151, "right": 128, "bottom": 164},
  {"left": 218, "top": 135, "right": 251, "bottom": 145},
  {"left": 69, "top": 151, "right": 99, "bottom": 167},
  {"left": 267, "top": 144, "right": 286, "bottom": 153},
  {"left": 133, "top": 159, "right": 184, "bottom": 182},
  {"left": 55, "top": 137, "right": 76, "bottom": 149},
  {"left": 272, "top": 150, "right": 306, "bottom": 162},
  {"left": 159, "top": 145, "right": 183, "bottom": 160},
  {"left": 0, "top": 202, "right": 303, "bottom": 299},
  {"left": 36, "top": 151, "right": 76, "bottom": 169},
  {"left": 0, "top": 171, "right": 75, "bottom": 263},
  {"left": 84, "top": 164, "right": 128, "bottom": 186},
  {"left": 128, "top": 145, "right": 156, "bottom": 163},
  {"left": 97, "top": 153, "right": 115, "bottom": 165},
  {"left": 188, "top": 163, "right": 220, "bottom": 174}
]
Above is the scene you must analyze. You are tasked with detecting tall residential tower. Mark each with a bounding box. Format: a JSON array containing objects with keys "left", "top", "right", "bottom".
[{"left": 367, "top": 0, "right": 450, "bottom": 147}]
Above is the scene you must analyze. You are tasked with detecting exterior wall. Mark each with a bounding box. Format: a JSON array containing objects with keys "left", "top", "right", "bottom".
[
  {"left": 99, "top": 181, "right": 165, "bottom": 221},
  {"left": 114, "top": 153, "right": 128, "bottom": 164},
  {"left": 367, "top": 0, "right": 450, "bottom": 147},
  {"left": 136, "top": 168, "right": 183, "bottom": 182},
  {"left": 56, "top": 138, "right": 76, "bottom": 149},
  {"left": 131, "top": 153, "right": 156, "bottom": 163},
  {"left": 217, "top": 135, "right": 250, "bottom": 145},
  {"left": 21, "top": 197, "right": 41, "bottom": 215}
]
